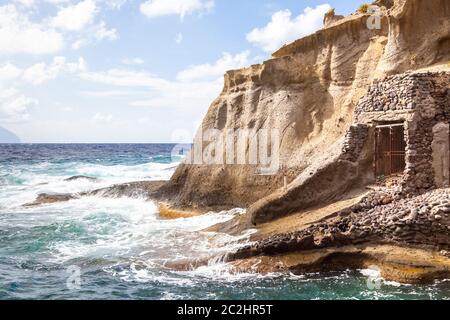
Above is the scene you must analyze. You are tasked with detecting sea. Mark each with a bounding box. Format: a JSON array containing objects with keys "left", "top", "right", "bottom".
[{"left": 0, "top": 144, "right": 449, "bottom": 300}]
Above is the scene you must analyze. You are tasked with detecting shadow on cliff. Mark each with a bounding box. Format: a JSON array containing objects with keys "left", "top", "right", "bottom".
[{"left": 247, "top": 136, "right": 375, "bottom": 225}]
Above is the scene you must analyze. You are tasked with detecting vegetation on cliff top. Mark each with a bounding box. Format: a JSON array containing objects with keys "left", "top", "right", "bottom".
[{"left": 358, "top": 4, "right": 370, "bottom": 13}]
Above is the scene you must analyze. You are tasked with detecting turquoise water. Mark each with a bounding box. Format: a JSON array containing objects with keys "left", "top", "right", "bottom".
[{"left": 0, "top": 144, "right": 449, "bottom": 300}]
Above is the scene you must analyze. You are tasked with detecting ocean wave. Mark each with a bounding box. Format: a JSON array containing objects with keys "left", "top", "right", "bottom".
[{"left": 0, "top": 160, "right": 180, "bottom": 209}]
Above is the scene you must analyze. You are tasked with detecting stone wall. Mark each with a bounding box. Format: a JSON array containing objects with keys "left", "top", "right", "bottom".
[
  {"left": 352, "top": 72, "right": 450, "bottom": 194},
  {"left": 356, "top": 72, "right": 449, "bottom": 116},
  {"left": 403, "top": 73, "right": 449, "bottom": 193},
  {"left": 340, "top": 124, "right": 369, "bottom": 162},
  {"left": 356, "top": 74, "right": 418, "bottom": 115},
  {"left": 432, "top": 123, "right": 450, "bottom": 188}
]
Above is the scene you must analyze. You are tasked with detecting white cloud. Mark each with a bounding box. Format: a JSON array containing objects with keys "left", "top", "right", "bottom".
[
  {"left": 246, "top": 4, "right": 331, "bottom": 52},
  {"left": 175, "top": 32, "right": 183, "bottom": 44},
  {"left": 0, "top": 4, "right": 64, "bottom": 54},
  {"left": 72, "top": 38, "right": 88, "bottom": 49},
  {"left": 129, "top": 79, "right": 221, "bottom": 108},
  {"left": 92, "top": 112, "right": 113, "bottom": 124},
  {"left": 82, "top": 51, "right": 250, "bottom": 94},
  {"left": 45, "top": 0, "right": 71, "bottom": 3},
  {"left": 122, "top": 58, "right": 145, "bottom": 66},
  {"left": 103, "top": 0, "right": 128, "bottom": 9},
  {"left": 80, "top": 90, "right": 141, "bottom": 97},
  {"left": 14, "top": 0, "right": 35, "bottom": 7},
  {"left": 1, "top": 95, "right": 34, "bottom": 116},
  {"left": 0, "top": 57, "right": 86, "bottom": 122},
  {"left": 0, "top": 63, "right": 23, "bottom": 81},
  {"left": 80, "top": 51, "right": 251, "bottom": 113},
  {"left": 51, "top": 0, "right": 97, "bottom": 31},
  {"left": 62, "top": 106, "right": 73, "bottom": 112},
  {"left": 140, "top": 0, "right": 214, "bottom": 19},
  {"left": 176, "top": 51, "right": 250, "bottom": 82},
  {"left": 95, "top": 21, "right": 118, "bottom": 41},
  {"left": 71, "top": 21, "right": 118, "bottom": 49},
  {"left": 80, "top": 69, "right": 169, "bottom": 87},
  {"left": 80, "top": 67, "right": 222, "bottom": 111},
  {"left": 0, "top": 87, "right": 36, "bottom": 121},
  {"left": 23, "top": 56, "right": 87, "bottom": 85},
  {"left": 138, "top": 117, "right": 150, "bottom": 124}
]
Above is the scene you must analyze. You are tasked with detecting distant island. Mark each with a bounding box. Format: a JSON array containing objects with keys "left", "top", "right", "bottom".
[{"left": 0, "top": 127, "right": 21, "bottom": 143}]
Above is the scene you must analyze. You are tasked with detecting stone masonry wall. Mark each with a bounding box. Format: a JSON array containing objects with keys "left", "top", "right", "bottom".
[
  {"left": 356, "top": 72, "right": 449, "bottom": 116},
  {"left": 403, "top": 73, "right": 450, "bottom": 193},
  {"left": 348, "top": 72, "right": 450, "bottom": 194},
  {"left": 356, "top": 74, "right": 419, "bottom": 115},
  {"left": 340, "top": 124, "right": 369, "bottom": 162}
]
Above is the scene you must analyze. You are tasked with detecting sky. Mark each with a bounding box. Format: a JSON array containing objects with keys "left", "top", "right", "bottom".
[{"left": 0, "top": 0, "right": 363, "bottom": 143}]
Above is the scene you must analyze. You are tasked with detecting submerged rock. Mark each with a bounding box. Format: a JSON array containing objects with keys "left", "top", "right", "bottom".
[
  {"left": 64, "top": 175, "right": 98, "bottom": 182},
  {"left": 21, "top": 180, "right": 167, "bottom": 207},
  {"left": 23, "top": 193, "right": 76, "bottom": 207},
  {"left": 89, "top": 181, "right": 166, "bottom": 199}
]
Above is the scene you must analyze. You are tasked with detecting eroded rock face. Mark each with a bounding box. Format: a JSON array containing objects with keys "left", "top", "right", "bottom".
[{"left": 161, "top": 0, "right": 450, "bottom": 213}]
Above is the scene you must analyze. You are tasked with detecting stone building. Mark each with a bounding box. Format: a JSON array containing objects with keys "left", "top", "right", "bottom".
[{"left": 345, "top": 71, "right": 450, "bottom": 194}]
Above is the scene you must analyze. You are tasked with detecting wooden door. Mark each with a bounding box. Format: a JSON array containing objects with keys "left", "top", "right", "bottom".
[{"left": 375, "top": 124, "right": 406, "bottom": 177}]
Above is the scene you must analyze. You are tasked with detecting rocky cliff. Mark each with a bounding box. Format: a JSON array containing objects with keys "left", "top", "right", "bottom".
[{"left": 160, "top": 0, "right": 450, "bottom": 218}]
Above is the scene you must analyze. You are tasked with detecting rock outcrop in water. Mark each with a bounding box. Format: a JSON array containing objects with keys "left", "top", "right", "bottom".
[
  {"left": 64, "top": 175, "right": 98, "bottom": 182},
  {"left": 23, "top": 181, "right": 166, "bottom": 207},
  {"left": 24, "top": 193, "right": 76, "bottom": 207}
]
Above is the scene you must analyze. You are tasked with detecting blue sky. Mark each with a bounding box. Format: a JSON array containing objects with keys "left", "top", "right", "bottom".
[{"left": 0, "top": 0, "right": 363, "bottom": 143}]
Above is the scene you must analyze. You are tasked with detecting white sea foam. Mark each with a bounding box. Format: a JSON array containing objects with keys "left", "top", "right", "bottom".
[
  {"left": 74, "top": 162, "right": 178, "bottom": 182},
  {"left": 359, "top": 268, "right": 408, "bottom": 288},
  {"left": 360, "top": 267, "right": 381, "bottom": 278},
  {"left": 36, "top": 196, "right": 250, "bottom": 282},
  {"left": 0, "top": 158, "right": 259, "bottom": 285},
  {"left": 0, "top": 161, "right": 180, "bottom": 209}
]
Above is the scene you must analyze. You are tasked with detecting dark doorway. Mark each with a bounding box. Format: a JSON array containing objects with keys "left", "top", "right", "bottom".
[{"left": 375, "top": 122, "right": 406, "bottom": 177}]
